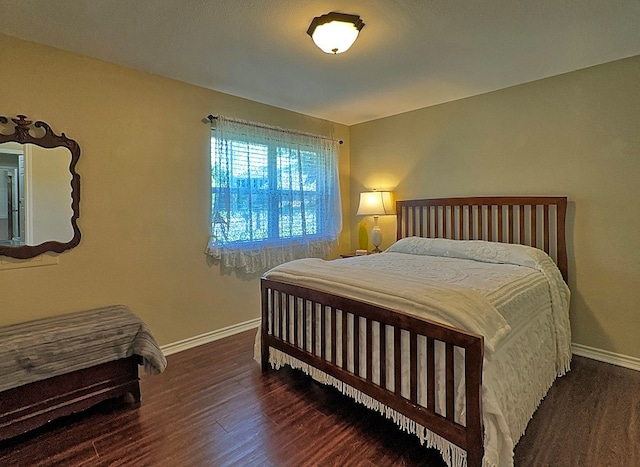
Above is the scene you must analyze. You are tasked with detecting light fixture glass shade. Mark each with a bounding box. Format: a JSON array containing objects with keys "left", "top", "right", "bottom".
[
  {"left": 307, "top": 12, "right": 364, "bottom": 54},
  {"left": 356, "top": 191, "right": 395, "bottom": 216}
]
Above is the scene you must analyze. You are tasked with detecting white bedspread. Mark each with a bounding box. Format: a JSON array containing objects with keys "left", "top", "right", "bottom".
[
  {"left": 266, "top": 255, "right": 511, "bottom": 356},
  {"left": 260, "top": 238, "right": 571, "bottom": 467}
]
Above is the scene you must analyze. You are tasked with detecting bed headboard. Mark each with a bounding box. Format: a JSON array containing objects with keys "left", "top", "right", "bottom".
[{"left": 396, "top": 196, "right": 568, "bottom": 281}]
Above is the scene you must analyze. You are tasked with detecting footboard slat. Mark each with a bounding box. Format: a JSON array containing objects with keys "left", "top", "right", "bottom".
[
  {"left": 261, "top": 279, "right": 484, "bottom": 465},
  {"left": 311, "top": 301, "right": 317, "bottom": 356},
  {"left": 353, "top": 314, "right": 360, "bottom": 376},
  {"left": 302, "top": 301, "right": 308, "bottom": 352},
  {"left": 321, "top": 306, "right": 327, "bottom": 361},
  {"left": 283, "top": 295, "right": 288, "bottom": 342},
  {"left": 380, "top": 324, "right": 387, "bottom": 389},
  {"left": 330, "top": 307, "right": 337, "bottom": 365},
  {"left": 409, "top": 331, "right": 418, "bottom": 404},
  {"left": 394, "top": 327, "right": 402, "bottom": 395},
  {"left": 281, "top": 292, "right": 287, "bottom": 343},
  {"left": 366, "top": 319, "right": 373, "bottom": 382},
  {"left": 446, "top": 342, "right": 455, "bottom": 421},
  {"left": 342, "top": 310, "right": 348, "bottom": 369},
  {"left": 293, "top": 295, "right": 299, "bottom": 348},
  {"left": 427, "top": 337, "right": 436, "bottom": 412}
]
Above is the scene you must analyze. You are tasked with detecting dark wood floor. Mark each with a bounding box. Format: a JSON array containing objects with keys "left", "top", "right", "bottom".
[{"left": 1, "top": 329, "right": 638, "bottom": 466}]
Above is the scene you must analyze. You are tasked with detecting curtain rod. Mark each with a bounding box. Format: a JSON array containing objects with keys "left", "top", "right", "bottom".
[{"left": 207, "top": 114, "right": 343, "bottom": 145}]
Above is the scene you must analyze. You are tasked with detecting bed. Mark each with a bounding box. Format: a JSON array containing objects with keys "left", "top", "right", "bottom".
[{"left": 258, "top": 196, "right": 570, "bottom": 467}]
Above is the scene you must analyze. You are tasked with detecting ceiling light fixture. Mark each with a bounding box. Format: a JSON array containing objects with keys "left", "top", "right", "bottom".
[{"left": 307, "top": 12, "right": 365, "bottom": 55}]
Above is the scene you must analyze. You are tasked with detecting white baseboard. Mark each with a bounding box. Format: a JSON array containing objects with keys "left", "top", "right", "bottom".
[
  {"left": 572, "top": 343, "right": 640, "bottom": 372},
  {"left": 161, "top": 318, "right": 261, "bottom": 356},
  {"left": 161, "top": 322, "right": 640, "bottom": 373}
]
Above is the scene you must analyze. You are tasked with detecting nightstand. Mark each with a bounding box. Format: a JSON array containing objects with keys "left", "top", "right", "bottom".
[{"left": 340, "top": 252, "right": 368, "bottom": 258}]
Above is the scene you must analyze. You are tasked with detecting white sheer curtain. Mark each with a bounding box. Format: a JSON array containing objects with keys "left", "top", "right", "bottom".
[{"left": 206, "top": 116, "right": 342, "bottom": 273}]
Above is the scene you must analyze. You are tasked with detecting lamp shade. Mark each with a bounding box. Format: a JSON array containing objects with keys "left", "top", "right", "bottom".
[
  {"left": 307, "top": 12, "right": 365, "bottom": 54},
  {"left": 356, "top": 191, "right": 395, "bottom": 216}
]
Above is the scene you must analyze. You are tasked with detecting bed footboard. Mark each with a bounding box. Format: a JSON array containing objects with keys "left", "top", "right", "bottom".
[{"left": 261, "top": 278, "right": 484, "bottom": 467}]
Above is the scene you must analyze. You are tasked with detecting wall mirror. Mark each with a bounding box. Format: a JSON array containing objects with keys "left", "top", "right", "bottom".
[{"left": 0, "top": 115, "right": 80, "bottom": 259}]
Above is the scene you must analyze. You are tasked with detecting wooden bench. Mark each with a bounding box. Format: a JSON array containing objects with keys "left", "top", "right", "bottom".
[{"left": 0, "top": 305, "right": 166, "bottom": 441}]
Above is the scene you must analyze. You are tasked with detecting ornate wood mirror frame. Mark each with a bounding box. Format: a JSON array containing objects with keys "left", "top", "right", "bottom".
[{"left": 0, "top": 115, "right": 80, "bottom": 259}]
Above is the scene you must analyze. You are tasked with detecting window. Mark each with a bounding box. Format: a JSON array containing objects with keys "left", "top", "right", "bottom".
[{"left": 206, "top": 116, "right": 342, "bottom": 273}]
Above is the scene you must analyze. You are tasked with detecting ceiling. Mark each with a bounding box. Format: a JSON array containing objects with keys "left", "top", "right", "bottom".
[{"left": 1, "top": 0, "right": 640, "bottom": 125}]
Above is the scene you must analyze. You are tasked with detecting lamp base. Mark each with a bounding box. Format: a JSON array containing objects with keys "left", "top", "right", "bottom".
[{"left": 370, "top": 221, "right": 382, "bottom": 253}]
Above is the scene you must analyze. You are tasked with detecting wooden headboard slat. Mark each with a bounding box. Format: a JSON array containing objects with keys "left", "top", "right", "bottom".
[
  {"left": 519, "top": 205, "right": 526, "bottom": 244},
  {"left": 543, "top": 204, "right": 550, "bottom": 253},
  {"left": 396, "top": 196, "right": 568, "bottom": 282}
]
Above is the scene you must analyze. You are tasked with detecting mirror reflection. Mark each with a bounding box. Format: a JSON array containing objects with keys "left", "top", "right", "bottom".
[{"left": 0, "top": 142, "right": 73, "bottom": 246}]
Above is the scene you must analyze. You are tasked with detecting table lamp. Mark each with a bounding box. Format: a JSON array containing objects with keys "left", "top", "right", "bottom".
[{"left": 356, "top": 191, "right": 395, "bottom": 252}]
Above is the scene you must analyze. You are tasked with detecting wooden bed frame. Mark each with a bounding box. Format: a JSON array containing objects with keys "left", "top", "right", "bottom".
[
  {"left": 260, "top": 196, "right": 568, "bottom": 467},
  {"left": 0, "top": 356, "right": 141, "bottom": 441}
]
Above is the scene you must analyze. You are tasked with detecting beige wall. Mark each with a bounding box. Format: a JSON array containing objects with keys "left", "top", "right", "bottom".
[
  {"left": 350, "top": 55, "right": 640, "bottom": 359},
  {"left": 0, "top": 34, "right": 350, "bottom": 345},
  {"left": 2, "top": 32, "right": 637, "bottom": 360}
]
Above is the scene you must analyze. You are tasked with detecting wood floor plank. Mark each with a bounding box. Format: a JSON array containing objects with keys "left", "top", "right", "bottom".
[{"left": 0, "top": 329, "right": 638, "bottom": 466}]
